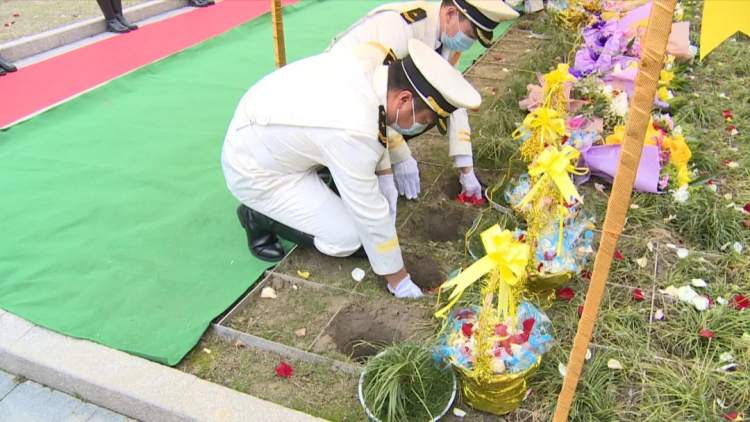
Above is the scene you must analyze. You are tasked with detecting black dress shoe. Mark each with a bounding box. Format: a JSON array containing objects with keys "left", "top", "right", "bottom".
[
  {"left": 236, "top": 205, "right": 285, "bottom": 262},
  {"left": 0, "top": 68, "right": 6, "bottom": 76},
  {"left": 0, "top": 56, "right": 16, "bottom": 72},
  {"left": 115, "top": 13, "right": 138, "bottom": 30},
  {"left": 106, "top": 19, "right": 130, "bottom": 33},
  {"left": 189, "top": 0, "right": 211, "bottom": 7}
]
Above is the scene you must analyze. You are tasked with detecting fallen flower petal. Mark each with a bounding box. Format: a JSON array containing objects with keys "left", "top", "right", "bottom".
[
  {"left": 636, "top": 257, "right": 648, "bottom": 268},
  {"left": 744, "top": 203, "right": 750, "bottom": 214},
  {"left": 351, "top": 267, "right": 366, "bottom": 282},
  {"left": 296, "top": 270, "right": 310, "bottom": 279},
  {"left": 556, "top": 287, "right": 575, "bottom": 301},
  {"left": 614, "top": 249, "right": 624, "bottom": 261},
  {"left": 699, "top": 328, "right": 715, "bottom": 339},
  {"left": 654, "top": 309, "right": 665, "bottom": 320},
  {"left": 580, "top": 270, "right": 592, "bottom": 280},
  {"left": 633, "top": 288, "right": 645, "bottom": 302},
  {"left": 275, "top": 361, "right": 294, "bottom": 378},
  {"left": 453, "top": 408, "right": 467, "bottom": 418},
  {"left": 717, "top": 363, "right": 738, "bottom": 373},
  {"left": 731, "top": 294, "right": 749, "bottom": 310},
  {"left": 558, "top": 362, "right": 567, "bottom": 377},
  {"left": 723, "top": 411, "right": 741, "bottom": 421},
  {"left": 676, "top": 248, "right": 689, "bottom": 259},
  {"left": 691, "top": 278, "right": 708, "bottom": 288},
  {"left": 577, "top": 305, "right": 584, "bottom": 318},
  {"left": 719, "top": 352, "right": 734, "bottom": 363},
  {"left": 607, "top": 359, "right": 623, "bottom": 370}
]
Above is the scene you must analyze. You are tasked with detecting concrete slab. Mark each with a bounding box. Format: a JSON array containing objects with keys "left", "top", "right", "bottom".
[
  {"left": 0, "top": 370, "right": 20, "bottom": 400},
  {"left": 0, "top": 312, "right": 323, "bottom": 421},
  {"left": 0, "top": 381, "right": 83, "bottom": 421}
]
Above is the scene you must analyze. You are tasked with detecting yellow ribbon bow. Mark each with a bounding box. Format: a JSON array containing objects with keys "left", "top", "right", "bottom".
[
  {"left": 516, "top": 107, "right": 566, "bottom": 144},
  {"left": 435, "top": 225, "right": 530, "bottom": 319},
  {"left": 517, "top": 145, "right": 586, "bottom": 210}
]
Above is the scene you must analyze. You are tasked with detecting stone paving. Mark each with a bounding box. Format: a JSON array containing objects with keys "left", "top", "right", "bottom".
[{"left": 0, "top": 370, "right": 136, "bottom": 422}]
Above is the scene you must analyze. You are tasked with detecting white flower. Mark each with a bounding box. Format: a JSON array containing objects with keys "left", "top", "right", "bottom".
[
  {"left": 611, "top": 92, "right": 629, "bottom": 117},
  {"left": 654, "top": 309, "right": 665, "bottom": 320},
  {"left": 672, "top": 186, "right": 689, "bottom": 203}
]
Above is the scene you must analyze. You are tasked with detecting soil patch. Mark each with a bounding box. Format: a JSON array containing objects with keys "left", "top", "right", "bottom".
[
  {"left": 403, "top": 253, "right": 444, "bottom": 289},
  {"left": 404, "top": 203, "right": 479, "bottom": 243},
  {"left": 317, "top": 300, "right": 433, "bottom": 362},
  {"left": 226, "top": 275, "right": 351, "bottom": 349}
]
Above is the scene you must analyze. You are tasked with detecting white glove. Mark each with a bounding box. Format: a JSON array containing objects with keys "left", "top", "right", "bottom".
[
  {"left": 387, "top": 274, "right": 423, "bottom": 299},
  {"left": 459, "top": 169, "right": 482, "bottom": 199},
  {"left": 393, "top": 157, "right": 420, "bottom": 200},
  {"left": 378, "top": 173, "right": 398, "bottom": 223}
]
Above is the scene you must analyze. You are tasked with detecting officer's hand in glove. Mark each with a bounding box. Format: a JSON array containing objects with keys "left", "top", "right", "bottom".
[
  {"left": 393, "top": 157, "right": 420, "bottom": 200},
  {"left": 387, "top": 274, "right": 423, "bottom": 299},
  {"left": 459, "top": 168, "right": 482, "bottom": 199},
  {"left": 377, "top": 173, "right": 398, "bottom": 222}
]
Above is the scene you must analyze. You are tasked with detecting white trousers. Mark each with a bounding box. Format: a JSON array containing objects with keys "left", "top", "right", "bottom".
[{"left": 222, "top": 128, "right": 362, "bottom": 258}]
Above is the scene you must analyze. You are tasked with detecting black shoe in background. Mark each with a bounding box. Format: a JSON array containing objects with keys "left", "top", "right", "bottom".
[
  {"left": 0, "top": 56, "right": 16, "bottom": 72},
  {"left": 106, "top": 19, "right": 130, "bottom": 33},
  {"left": 115, "top": 13, "right": 138, "bottom": 30}
]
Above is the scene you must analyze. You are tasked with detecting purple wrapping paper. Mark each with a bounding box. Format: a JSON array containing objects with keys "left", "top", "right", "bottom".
[{"left": 577, "top": 144, "right": 662, "bottom": 193}]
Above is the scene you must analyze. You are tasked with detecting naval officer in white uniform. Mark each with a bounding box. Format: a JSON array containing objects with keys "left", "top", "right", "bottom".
[
  {"left": 328, "top": 0, "right": 518, "bottom": 201},
  {"left": 222, "top": 40, "right": 481, "bottom": 299}
]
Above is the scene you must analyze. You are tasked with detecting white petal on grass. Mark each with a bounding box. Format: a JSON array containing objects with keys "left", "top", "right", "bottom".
[
  {"left": 717, "top": 297, "right": 727, "bottom": 305},
  {"left": 676, "top": 248, "right": 689, "bottom": 259},
  {"left": 351, "top": 267, "right": 366, "bottom": 282},
  {"left": 260, "top": 287, "right": 277, "bottom": 299},
  {"left": 452, "top": 408, "right": 467, "bottom": 418},
  {"left": 585, "top": 348, "right": 592, "bottom": 361},
  {"left": 719, "top": 352, "right": 734, "bottom": 363},
  {"left": 636, "top": 257, "right": 648, "bottom": 268},
  {"left": 692, "top": 295, "right": 710, "bottom": 311},
  {"left": 733, "top": 242, "right": 744, "bottom": 254},
  {"left": 607, "top": 359, "right": 623, "bottom": 370},
  {"left": 646, "top": 241, "right": 655, "bottom": 252},
  {"left": 691, "top": 278, "right": 707, "bottom": 288},
  {"left": 594, "top": 183, "right": 605, "bottom": 193},
  {"left": 558, "top": 362, "right": 567, "bottom": 377}
]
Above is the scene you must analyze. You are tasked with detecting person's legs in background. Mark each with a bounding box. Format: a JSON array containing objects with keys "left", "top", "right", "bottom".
[
  {"left": 96, "top": 0, "right": 130, "bottom": 33},
  {"left": 111, "top": 0, "right": 139, "bottom": 30}
]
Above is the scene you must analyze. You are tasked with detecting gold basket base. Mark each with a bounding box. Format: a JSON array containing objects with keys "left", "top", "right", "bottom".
[{"left": 456, "top": 360, "right": 540, "bottom": 416}]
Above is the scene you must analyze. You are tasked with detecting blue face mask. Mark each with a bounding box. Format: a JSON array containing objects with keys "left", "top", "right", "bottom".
[
  {"left": 440, "top": 29, "right": 475, "bottom": 52},
  {"left": 392, "top": 99, "right": 428, "bottom": 136}
]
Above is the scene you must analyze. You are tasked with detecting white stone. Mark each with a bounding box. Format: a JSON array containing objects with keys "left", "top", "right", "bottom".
[{"left": 260, "top": 287, "right": 277, "bottom": 299}]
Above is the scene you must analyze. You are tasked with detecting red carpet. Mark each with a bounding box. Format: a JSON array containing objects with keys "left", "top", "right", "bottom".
[{"left": 0, "top": 0, "right": 298, "bottom": 128}]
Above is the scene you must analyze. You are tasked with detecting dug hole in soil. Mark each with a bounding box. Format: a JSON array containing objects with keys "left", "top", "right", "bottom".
[
  {"left": 403, "top": 253, "right": 445, "bottom": 290},
  {"left": 403, "top": 203, "right": 478, "bottom": 243},
  {"left": 314, "top": 300, "right": 432, "bottom": 363}
]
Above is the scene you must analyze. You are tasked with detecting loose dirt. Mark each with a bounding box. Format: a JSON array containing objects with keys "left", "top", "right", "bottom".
[
  {"left": 403, "top": 253, "right": 444, "bottom": 290},
  {"left": 316, "top": 299, "right": 433, "bottom": 362}
]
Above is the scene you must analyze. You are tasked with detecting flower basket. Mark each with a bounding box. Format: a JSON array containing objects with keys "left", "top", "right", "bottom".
[{"left": 455, "top": 358, "right": 540, "bottom": 415}]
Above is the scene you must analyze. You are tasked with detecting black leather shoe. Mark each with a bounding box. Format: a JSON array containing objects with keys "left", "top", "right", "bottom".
[
  {"left": 189, "top": 0, "right": 212, "bottom": 7},
  {"left": 115, "top": 13, "right": 138, "bottom": 30},
  {"left": 0, "top": 56, "right": 16, "bottom": 72},
  {"left": 106, "top": 19, "right": 130, "bottom": 33},
  {"left": 0, "top": 68, "right": 6, "bottom": 76},
  {"left": 236, "top": 205, "right": 285, "bottom": 262}
]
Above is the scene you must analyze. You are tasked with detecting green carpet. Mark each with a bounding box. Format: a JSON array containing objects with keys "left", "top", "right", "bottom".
[{"left": 0, "top": 0, "right": 513, "bottom": 365}]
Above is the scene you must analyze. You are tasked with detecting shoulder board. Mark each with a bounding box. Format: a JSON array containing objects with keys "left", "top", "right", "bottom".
[{"left": 400, "top": 8, "right": 427, "bottom": 24}]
